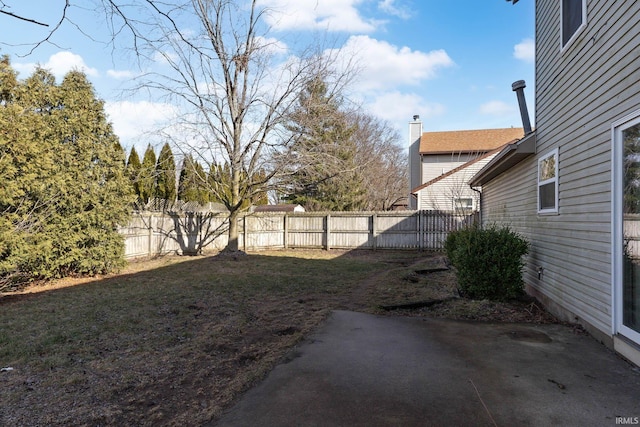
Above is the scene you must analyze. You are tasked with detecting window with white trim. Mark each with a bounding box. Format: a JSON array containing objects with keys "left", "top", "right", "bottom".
[
  {"left": 538, "top": 149, "right": 558, "bottom": 213},
  {"left": 453, "top": 197, "right": 473, "bottom": 214},
  {"left": 561, "top": 0, "right": 586, "bottom": 49}
]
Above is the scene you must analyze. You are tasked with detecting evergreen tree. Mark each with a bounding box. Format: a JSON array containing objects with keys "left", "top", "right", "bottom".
[
  {"left": 0, "top": 59, "right": 54, "bottom": 282},
  {"left": 114, "top": 141, "right": 126, "bottom": 167},
  {"left": 0, "top": 59, "right": 133, "bottom": 285},
  {"left": 139, "top": 144, "right": 157, "bottom": 204},
  {"left": 126, "top": 146, "right": 142, "bottom": 200},
  {"left": 209, "top": 163, "right": 267, "bottom": 210},
  {"left": 251, "top": 169, "right": 269, "bottom": 206},
  {"left": 285, "top": 77, "right": 366, "bottom": 211},
  {"left": 0, "top": 55, "right": 17, "bottom": 105},
  {"left": 155, "top": 142, "right": 177, "bottom": 205},
  {"left": 178, "top": 155, "right": 209, "bottom": 204}
]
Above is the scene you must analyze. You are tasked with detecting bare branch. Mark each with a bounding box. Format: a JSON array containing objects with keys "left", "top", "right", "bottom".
[
  {"left": 15, "top": 1, "right": 71, "bottom": 55},
  {"left": 0, "top": 9, "right": 49, "bottom": 26}
]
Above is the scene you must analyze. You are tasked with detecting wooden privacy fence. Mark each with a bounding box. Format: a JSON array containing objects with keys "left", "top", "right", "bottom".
[{"left": 119, "top": 210, "right": 478, "bottom": 259}]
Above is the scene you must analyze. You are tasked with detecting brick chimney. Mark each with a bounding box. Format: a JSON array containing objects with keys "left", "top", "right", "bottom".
[{"left": 408, "top": 115, "right": 422, "bottom": 210}]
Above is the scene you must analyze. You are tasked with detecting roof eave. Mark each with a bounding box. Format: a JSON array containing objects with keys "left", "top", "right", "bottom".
[
  {"left": 421, "top": 149, "right": 493, "bottom": 155},
  {"left": 469, "top": 132, "right": 536, "bottom": 187}
]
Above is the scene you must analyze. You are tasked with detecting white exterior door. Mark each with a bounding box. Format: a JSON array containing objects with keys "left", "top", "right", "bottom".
[{"left": 613, "top": 111, "right": 640, "bottom": 345}]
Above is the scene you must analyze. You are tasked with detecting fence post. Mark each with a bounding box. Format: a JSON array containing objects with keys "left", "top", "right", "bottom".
[
  {"left": 197, "top": 213, "right": 202, "bottom": 254},
  {"left": 284, "top": 214, "right": 288, "bottom": 249},
  {"left": 147, "top": 214, "right": 153, "bottom": 257},
  {"left": 243, "top": 215, "right": 247, "bottom": 251},
  {"left": 326, "top": 214, "right": 331, "bottom": 250},
  {"left": 372, "top": 213, "right": 377, "bottom": 250},
  {"left": 418, "top": 211, "right": 424, "bottom": 250}
]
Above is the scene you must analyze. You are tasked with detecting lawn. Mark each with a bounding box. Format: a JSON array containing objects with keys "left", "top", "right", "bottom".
[{"left": 0, "top": 249, "right": 556, "bottom": 426}]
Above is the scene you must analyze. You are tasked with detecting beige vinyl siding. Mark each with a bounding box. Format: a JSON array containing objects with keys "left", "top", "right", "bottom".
[
  {"left": 417, "top": 154, "right": 498, "bottom": 211},
  {"left": 421, "top": 153, "right": 477, "bottom": 183},
  {"left": 418, "top": 190, "right": 477, "bottom": 213},
  {"left": 480, "top": 0, "right": 640, "bottom": 337},
  {"left": 417, "top": 176, "right": 479, "bottom": 212},
  {"left": 482, "top": 156, "right": 612, "bottom": 333}
]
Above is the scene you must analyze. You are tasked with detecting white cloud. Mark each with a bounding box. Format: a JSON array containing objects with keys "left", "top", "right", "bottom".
[
  {"left": 368, "top": 91, "right": 445, "bottom": 126},
  {"left": 255, "top": 35, "right": 289, "bottom": 55},
  {"left": 13, "top": 51, "right": 99, "bottom": 81},
  {"left": 338, "top": 35, "right": 454, "bottom": 92},
  {"left": 378, "top": 0, "right": 411, "bottom": 19},
  {"left": 514, "top": 38, "right": 535, "bottom": 63},
  {"left": 105, "top": 100, "right": 178, "bottom": 148},
  {"left": 152, "top": 50, "right": 180, "bottom": 66},
  {"left": 107, "top": 69, "right": 137, "bottom": 80},
  {"left": 46, "top": 52, "right": 99, "bottom": 78},
  {"left": 257, "top": 0, "right": 381, "bottom": 32},
  {"left": 479, "top": 100, "right": 516, "bottom": 116}
]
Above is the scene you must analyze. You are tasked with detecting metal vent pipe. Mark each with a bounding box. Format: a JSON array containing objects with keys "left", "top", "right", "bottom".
[{"left": 512, "top": 80, "right": 532, "bottom": 134}]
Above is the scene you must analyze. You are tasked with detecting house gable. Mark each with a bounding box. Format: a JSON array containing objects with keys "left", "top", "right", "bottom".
[{"left": 413, "top": 146, "right": 505, "bottom": 212}]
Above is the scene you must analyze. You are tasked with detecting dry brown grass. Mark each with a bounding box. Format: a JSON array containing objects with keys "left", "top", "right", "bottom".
[{"left": 0, "top": 249, "right": 557, "bottom": 426}]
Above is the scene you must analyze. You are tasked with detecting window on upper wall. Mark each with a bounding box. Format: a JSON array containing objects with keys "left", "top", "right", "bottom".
[
  {"left": 453, "top": 197, "right": 473, "bottom": 214},
  {"left": 538, "top": 149, "right": 559, "bottom": 214},
  {"left": 561, "top": 0, "right": 587, "bottom": 49}
]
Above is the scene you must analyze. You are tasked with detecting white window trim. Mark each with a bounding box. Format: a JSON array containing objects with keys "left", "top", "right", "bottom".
[
  {"left": 453, "top": 197, "right": 474, "bottom": 213},
  {"left": 612, "top": 109, "right": 640, "bottom": 344},
  {"left": 538, "top": 148, "right": 559, "bottom": 214},
  {"left": 560, "top": 0, "right": 587, "bottom": 52}
]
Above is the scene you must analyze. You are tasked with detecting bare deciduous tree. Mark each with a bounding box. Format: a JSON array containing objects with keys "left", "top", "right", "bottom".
[
  {"left": 350, "top": 112, "right": 407, "bottom": 211},
  {"left": 110, "top": 0, "right": 350, "bottom": 251}
]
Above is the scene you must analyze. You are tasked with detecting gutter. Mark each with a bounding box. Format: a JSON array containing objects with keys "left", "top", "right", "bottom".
[{"left": 469, "top": 132, "right": 536, "bottom": 187}]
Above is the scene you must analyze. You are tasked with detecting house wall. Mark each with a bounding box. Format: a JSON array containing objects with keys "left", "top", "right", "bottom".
[
  {"left": 482, "top": 0, "right": 640, "bottom": 346},
  {"left": 421, "top": 153, "right": 478, "bottom": 183},
  {"left": 417, "top": 183, "right": 479, "bottom": 212},
  {"left": 417, "top": 153, "right": 498, "bottom": 212}
]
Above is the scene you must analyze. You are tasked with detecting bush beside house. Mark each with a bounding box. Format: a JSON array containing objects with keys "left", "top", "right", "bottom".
[{"left": 445, "top": 225, "right": 529, "bottom": 301}]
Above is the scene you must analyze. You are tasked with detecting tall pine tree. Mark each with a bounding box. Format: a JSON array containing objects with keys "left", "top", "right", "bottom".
[
  {"left": 139, "top": 144, "right": 157, "bottom": 205},
  {"left": 208, "top": 162, "right": 262, "bottom": 210},
  {"left": 155, "top": 142, "right": 177, "bottom": 205},
  {"left": 126, "top": 146, "right": 142, "bottom": 201},
  {"left": 178, "top": 155, "right": 209, "bottom": 204},
  {"left": 285, "top": 77, "right": 366, "bottom": 211}
]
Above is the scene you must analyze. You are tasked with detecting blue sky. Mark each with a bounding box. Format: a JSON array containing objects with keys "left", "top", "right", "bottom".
[{"left": 0, "top": 1, "right": 535, "bottom": 153}]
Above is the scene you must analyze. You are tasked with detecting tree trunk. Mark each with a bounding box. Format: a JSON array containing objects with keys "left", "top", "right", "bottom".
[{"left": 225, "top": 209, "right": 240, "bottom": 252}]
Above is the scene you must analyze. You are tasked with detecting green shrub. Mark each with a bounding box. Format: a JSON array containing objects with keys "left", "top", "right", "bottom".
[
  {"left": 0, "top": 61, "right": 132, "bottom": 288},
  {"left": 444, "top": 224, "right": 529, "bottom": 301}
]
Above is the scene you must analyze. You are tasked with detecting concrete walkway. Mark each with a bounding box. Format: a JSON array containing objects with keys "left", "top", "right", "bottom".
[{"left": 214, "top": 310, "right": 640, "bottom": 427}]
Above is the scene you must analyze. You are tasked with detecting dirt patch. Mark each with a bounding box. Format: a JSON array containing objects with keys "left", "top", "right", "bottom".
[{"left": 0, "top": 250, "right": 561, "bottom": 426}]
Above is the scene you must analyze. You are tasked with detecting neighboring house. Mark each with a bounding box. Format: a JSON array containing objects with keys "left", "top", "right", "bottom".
[
  {"left": 412, "top": 147, "right": 506, "bottom": 212},
  {"left": 253, "top": 204, "right": 305, "bottom": 213},
  {"left": 471, "top": 0, "right": 640, "bottom": 366},
  {"left": 408, "top": 117, "right": 523, "bottom": 211}
]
